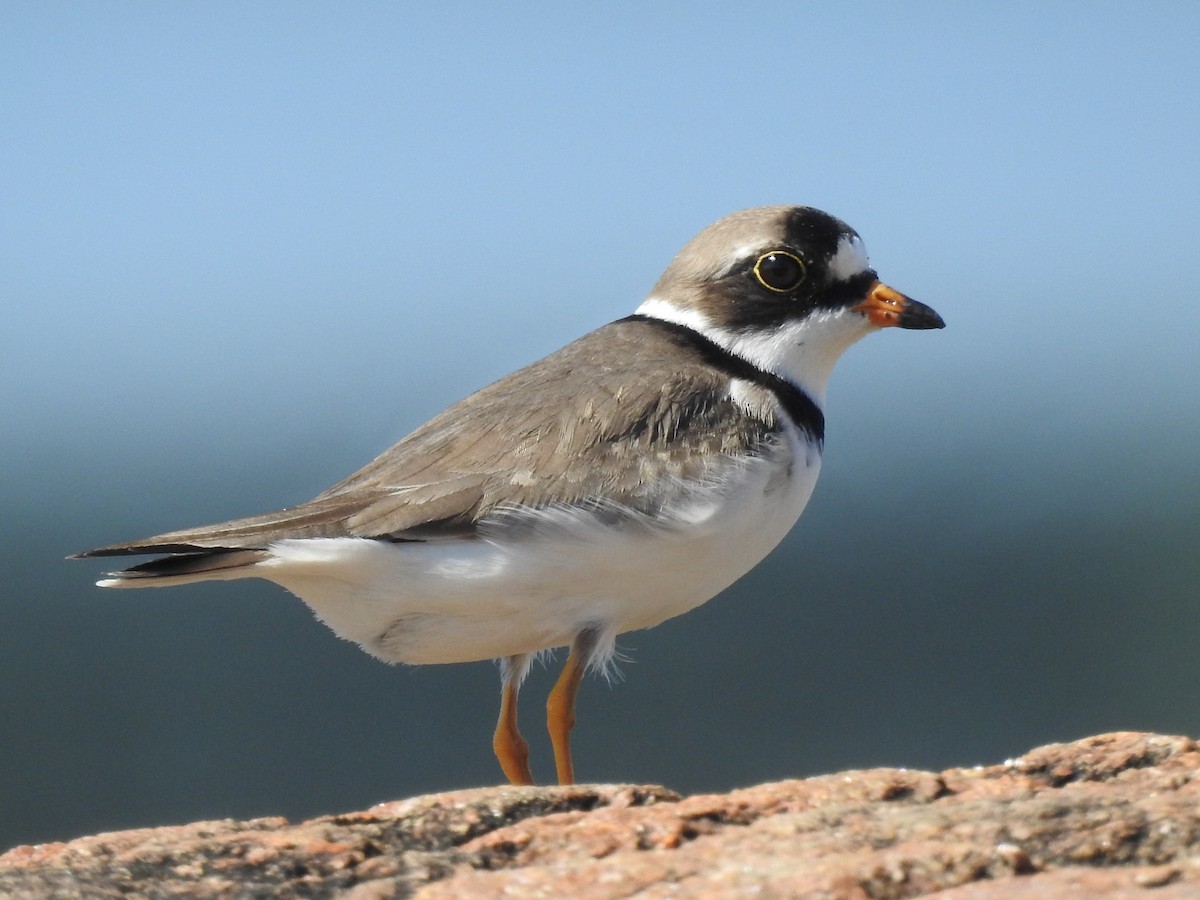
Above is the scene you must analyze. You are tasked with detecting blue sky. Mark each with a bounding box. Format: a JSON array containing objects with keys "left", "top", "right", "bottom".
[
  {"left": 3, "top": 3, "right": 1199, "bottom": 847},
  {"left": 7, "top": 4, "right": 1198, "bottom": 449}
]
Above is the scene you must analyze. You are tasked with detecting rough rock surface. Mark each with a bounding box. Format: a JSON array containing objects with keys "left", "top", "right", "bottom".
[{"left": 4, "top": 732, "right": 1200, "bottom": 898}]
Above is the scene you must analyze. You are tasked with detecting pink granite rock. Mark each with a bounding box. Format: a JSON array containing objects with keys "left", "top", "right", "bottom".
[{"left": 3, "top": 733, "right": 1198, "bottom": 898}]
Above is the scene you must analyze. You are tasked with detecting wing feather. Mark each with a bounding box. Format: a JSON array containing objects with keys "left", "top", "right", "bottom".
[{"left": 77, "top": 318, "right": 783, "bottom": 559}]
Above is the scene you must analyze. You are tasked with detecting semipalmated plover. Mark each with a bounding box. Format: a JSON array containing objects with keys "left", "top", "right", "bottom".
[{"left": 76, "top": 205, "right": 944, "bottom": 785}]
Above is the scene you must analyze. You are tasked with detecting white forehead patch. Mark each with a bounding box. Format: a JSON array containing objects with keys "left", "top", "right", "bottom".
[{"left": 828, "top": 234, "right": 870, "bottom": 281}]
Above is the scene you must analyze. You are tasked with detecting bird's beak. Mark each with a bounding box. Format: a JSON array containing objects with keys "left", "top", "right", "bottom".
[{"left": 854, "top": 281, "right": 945, "bottom": 330}]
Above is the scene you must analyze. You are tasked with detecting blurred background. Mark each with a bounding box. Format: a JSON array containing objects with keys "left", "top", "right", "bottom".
[{"left": 3, "top": 3, "right": 1198, "bottom": 853}]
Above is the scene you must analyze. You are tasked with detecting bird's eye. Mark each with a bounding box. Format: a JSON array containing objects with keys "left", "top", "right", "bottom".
[{"left": 753, "top": 251, "right": 807, "bottom": 293}]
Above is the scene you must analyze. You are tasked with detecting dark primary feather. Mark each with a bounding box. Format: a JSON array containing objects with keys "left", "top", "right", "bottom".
[
  {"left": 77, "top": 318, "right": 789, "bottom": 559},
  {"left": 107, "top": 549, "right": 269, "bottom": 579}
]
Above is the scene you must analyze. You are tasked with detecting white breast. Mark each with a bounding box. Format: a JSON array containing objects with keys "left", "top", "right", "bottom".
[{"left": 259, "top": 421, "right": 822, "bottom": 667}]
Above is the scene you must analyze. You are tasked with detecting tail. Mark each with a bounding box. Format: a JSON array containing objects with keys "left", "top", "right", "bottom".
[
  {"left": 72, "top": 493, "right": 383, "bottom": 588},
  {"left": 77, "top": 548, "right": 270, "bottom": 589}
]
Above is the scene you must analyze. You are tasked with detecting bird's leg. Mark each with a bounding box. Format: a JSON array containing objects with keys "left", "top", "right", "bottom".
[
  {"left": 546, "top": 629, "right": 601, "bottom": 785},
  {"left": 493, "top": 654, "right": 533, "bottom": 785}
]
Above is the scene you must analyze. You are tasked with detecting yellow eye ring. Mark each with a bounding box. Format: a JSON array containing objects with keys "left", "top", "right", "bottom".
[{"left": 753, "top": 251, "right": 807, "bottom": 293}]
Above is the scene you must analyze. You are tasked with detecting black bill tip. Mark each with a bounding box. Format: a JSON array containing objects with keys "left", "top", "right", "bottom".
[{"left": 897, "top": 298, "right": 945, "bottom": 330}]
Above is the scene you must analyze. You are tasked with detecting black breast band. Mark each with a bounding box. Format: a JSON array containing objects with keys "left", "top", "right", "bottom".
[{"left": 622, "top": 314, "right": 825, "bottom": 447}]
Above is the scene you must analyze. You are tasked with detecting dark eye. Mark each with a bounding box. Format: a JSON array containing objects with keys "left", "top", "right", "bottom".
[{"left": 753, "top": 251, "right": 807, "bottom": 293}]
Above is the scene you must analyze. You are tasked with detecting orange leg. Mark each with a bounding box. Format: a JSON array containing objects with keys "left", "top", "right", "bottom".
[
  {"left": 493, "top": 658, "right": 533, "bottom": 785},
  {"left": 546, "top": 638, "right": 592, "bottom": 785}
]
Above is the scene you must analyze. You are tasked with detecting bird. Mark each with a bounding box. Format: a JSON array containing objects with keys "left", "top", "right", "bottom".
[{"left": 75, "top": 205, "right": 944, "bottom": 786}]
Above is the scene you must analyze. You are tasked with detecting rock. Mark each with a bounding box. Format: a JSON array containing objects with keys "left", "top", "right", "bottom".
[{"left": 3, "top": 732, "right": 1199, "bottom": 898}]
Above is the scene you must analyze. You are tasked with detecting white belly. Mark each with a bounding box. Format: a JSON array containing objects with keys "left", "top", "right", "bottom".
[{"left": 260, "top": 430, "right": 821, "bottom": 666}]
